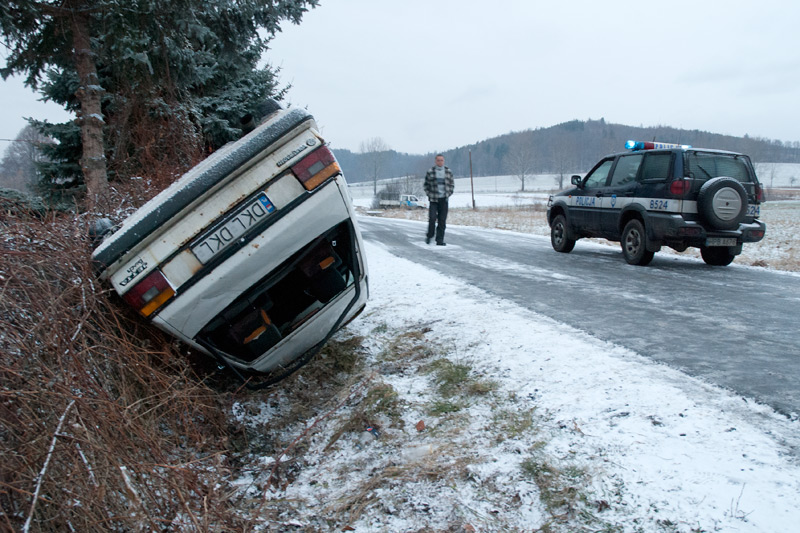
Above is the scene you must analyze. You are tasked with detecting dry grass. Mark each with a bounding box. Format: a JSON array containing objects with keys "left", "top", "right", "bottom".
[{"left": 0, "top": 206, "right": 253, "bottom": 531}]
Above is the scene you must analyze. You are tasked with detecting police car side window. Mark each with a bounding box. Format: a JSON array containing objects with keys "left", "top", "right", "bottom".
[
  {"left": 584, "top": 160, "right": 614, "bottom": 188},
  {"left": 640, "top": 153, "right": 672, "bottom": 181},
  {"left": 609, "top": 154, "right": 643, "bottom": 186}
]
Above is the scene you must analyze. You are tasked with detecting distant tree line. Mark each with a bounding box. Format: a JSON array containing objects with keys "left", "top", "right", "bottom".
[{"left": 336, "top": 118, "right": 800, "bottom": 184}]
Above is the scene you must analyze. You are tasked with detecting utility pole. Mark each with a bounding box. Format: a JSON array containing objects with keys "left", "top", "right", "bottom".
[{"left": 469, "top": 150, "right": 475, "bottom": 209}]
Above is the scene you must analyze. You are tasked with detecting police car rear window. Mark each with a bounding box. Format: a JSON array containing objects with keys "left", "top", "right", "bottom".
[{"left": 686, "top": 152, "right": 751, "bottom": 183}]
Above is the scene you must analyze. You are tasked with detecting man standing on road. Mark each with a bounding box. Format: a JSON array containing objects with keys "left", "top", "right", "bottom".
[{"left": 424, "top": 154, "right": 454, "bottom": 245}]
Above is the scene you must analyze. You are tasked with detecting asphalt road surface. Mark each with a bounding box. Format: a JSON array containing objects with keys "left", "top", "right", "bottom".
[{"left": 358, "top": 216, "right": 800, "bottom": 418}]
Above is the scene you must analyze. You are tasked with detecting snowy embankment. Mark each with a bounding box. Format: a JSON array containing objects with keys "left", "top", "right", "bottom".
[{"left": 244, "top": 240, "right": 800, "bottom": 532}]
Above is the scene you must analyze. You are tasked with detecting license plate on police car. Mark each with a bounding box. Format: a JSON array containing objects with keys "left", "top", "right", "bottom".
[
  {"left": 192, "top": 193, "right": 276, "bottom": 264},
  {"left": 705, "top": 237, "right": 737, "bottom": 247}
]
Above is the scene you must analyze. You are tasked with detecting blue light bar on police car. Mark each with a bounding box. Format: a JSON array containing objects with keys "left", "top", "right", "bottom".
[{"left": 626, "top": 140, "right": 691, "bottom": 150}]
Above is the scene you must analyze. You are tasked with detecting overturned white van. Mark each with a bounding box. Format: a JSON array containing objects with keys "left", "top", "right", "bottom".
[{"left": 92, "top": 104, "right": 368, "bottom": 383}]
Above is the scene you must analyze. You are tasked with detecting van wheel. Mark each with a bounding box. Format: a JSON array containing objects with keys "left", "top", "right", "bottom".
[
  {"left": 550, "top": 214, "right": 576, "bottom": 253},
  {"left": 697, "top": 177, "right": 747, "bottom": 230},
  {"left": 700, "top": 246, "right": 736, "bottom": 266},
  {"left": 621, "top": 220, "right": 654, "bottom": 266}
]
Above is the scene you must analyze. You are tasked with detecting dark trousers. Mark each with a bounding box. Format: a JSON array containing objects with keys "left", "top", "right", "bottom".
[{"left": 427, "top": 198, "right": 449, "bottom": 244}]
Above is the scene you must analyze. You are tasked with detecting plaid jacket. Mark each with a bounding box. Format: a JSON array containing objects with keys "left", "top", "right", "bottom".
[{"left": 423, "top": 165, "right": 455, "bottom": 201}]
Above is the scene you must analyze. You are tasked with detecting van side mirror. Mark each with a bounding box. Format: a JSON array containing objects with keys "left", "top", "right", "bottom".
[{"left": 571, "top": 175, "right": 583, "bottom": 187}]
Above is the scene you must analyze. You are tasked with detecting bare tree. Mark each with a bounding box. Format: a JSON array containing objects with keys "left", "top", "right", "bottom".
[
  {"left": 503, "top": 143, "right": 535, "bottom": 192},
  {"left": 550, "top": 137, "right": 575, "bottom": 190},
  {"left": 754, "top": 163, "right": 777, "bottom": 199},
  {"left": 359, "top": 137, "right": 391, "bottom": 195},
  {"left": 0, "top": 125, "right": 53, "bottom": 192}
]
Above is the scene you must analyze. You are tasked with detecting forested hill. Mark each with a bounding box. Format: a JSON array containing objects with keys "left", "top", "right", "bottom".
[{"left": 335, "top": 118, "right": 800, "bottom": 183}]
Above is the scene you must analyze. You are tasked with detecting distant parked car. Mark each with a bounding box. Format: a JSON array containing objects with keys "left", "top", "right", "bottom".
[
  {"left": 378, "top": 194, "right": 428, "bottom": 209},
  {"left": 92, "top": 103, "right": 368, "bottom": 381},
  {"left": 546, "top": 141, "right": 765, "bottom": 266}
]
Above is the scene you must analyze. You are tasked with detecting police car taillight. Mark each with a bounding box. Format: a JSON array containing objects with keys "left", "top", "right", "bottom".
[
  {"left": 625, "top": 140, "right": 691, "bottom": 151},
  {"left": 291, "top": 146, "right": 340, "bottom": 191},
  {"left": 669, "top": 179, "right": 692, "bottom": 196},
  {"left": 122, "top": 269, "right": 175, "bottom": 317}
]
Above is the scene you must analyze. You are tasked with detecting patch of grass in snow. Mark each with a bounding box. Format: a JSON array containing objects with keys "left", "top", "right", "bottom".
[
  {"left": 325, "top": 382, "right": 405, "bottom": 451},
  {"left": 317, "top": 334, "right": 366, "bottom": 375},
  {"left": 424, "top": 357, "right": 498, "bottom": 398},
  {"left": 427, "top": 398, "right": 467, "bottom": 415},
  {"left": 371, "top": 321, "right": 389, "bottom": 334},
  {"left": 520, "top": 454, "right": 592, "bottom": 528},
  {"left": 378, "top": 327, "right": 438, "bottom": 361},
  {"left": 491, "top": 406, "right": 538, "bottom": 441}
]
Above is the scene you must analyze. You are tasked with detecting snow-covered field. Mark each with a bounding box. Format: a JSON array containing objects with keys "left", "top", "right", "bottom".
[
  {"left": 348, "top": 164, "right": 800, "bottom": 209},
  {"left": 349, "top": 173, "right": 800, "bottom": 273},
  {"left": 235, "top": 237, "right": 800, "bottom": 532}
]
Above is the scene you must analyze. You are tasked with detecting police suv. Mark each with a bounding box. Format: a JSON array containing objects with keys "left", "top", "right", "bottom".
[
  {"left": 92, "top": 103, "right": 368, "bottom": 383},
  {"left": 546, "top": 141, "right": 766, "bottom": 266}
]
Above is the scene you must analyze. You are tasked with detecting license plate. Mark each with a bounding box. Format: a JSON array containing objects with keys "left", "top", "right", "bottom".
[
  {"left": 192, "top": 193, "right": 275, "bottom": 264},
  {"left": 706, "top": 237, "right": 737, "bottom": 247},
  {"left": 746, "top": 204, "right": 760, "bottom": 217}
]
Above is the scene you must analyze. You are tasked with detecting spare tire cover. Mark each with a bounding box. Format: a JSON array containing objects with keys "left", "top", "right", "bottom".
[{"left": 697, "top": 177, "right": 747, "bottom": 230}]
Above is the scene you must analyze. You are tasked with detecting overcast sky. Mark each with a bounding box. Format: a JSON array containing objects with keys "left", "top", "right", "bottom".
[{"left": 2, "top": 0, "right": 800, "bottom": 158}]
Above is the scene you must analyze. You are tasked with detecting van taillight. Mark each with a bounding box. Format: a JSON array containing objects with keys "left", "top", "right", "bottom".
[
  {"left": 291, "top": 146, "right": 340, "bottom": 190},
  {"left": 754, "top": 184, "right": 764, "bottom": 202},
  {"left": 670, "top": 179, "right": 691, "bottom": 196},
  {"left": 122, "top": 270, "right": 175, "bottom": 317}
]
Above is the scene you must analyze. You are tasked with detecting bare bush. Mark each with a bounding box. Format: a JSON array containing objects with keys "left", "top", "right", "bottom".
[{"left": 0, "top": 210, "right": 244, "bottom": 532}]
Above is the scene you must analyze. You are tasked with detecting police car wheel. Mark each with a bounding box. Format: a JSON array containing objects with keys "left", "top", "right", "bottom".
[
  {"left": 697, "top": 177, "right": 748, "bottom": 231},
  {"left": 621, "top": 219, "right": 654, "bottom": 266},
  {"left": 700, "top": 246, "right": 736, "bottom": 266},
  {"left": 550, "top": 214, "right": 575, "bottom": 253}
]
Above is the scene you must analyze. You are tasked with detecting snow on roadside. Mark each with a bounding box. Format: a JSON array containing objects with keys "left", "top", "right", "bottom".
[
  {"left": 245, "top": 240, "right": 800, "bottom": 532},
  {"left": 359, "top": 242, "right": 799, "bottom": 530}
]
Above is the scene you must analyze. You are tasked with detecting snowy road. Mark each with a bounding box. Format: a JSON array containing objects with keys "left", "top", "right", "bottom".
[{"left": 358, "top": 215, "right": 800, "bottom": 418}]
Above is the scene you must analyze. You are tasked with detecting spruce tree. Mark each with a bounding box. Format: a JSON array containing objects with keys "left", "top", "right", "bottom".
[{"left": 1, "top": 0, "right": 318, "bottom": 210}]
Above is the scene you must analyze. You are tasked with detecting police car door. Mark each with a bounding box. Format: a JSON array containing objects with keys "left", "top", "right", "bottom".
[
  {"left": 571, "top": 158, "right": 614, "bottom": 237},
  {"left": 635, "top": 151, "right": 675, "bottom": 215},
  {"left": 601, "top": 153, "right": 643, "bottom": 236}
]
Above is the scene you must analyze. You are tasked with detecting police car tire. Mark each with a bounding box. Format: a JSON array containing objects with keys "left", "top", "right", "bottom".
[
  {"left": 697, "top": 177, "right": 747, "bottom": 231},
  {"left": 550, "top": 214, "right": 575, "bottom": 253},
  {"left": 621, "top": 219, "right": 654, "bottom": 266},
  {"left": 700, "top": 246, "right": 736, "bottom": 266}
]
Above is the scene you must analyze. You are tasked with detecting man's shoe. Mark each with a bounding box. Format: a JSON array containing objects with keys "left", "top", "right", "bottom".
[
  {"left": 425, "top": 236, "right": 431, "bottom": 244},
  {"left": 436, "top": 242, "right": 446, "bottom": 246}
]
